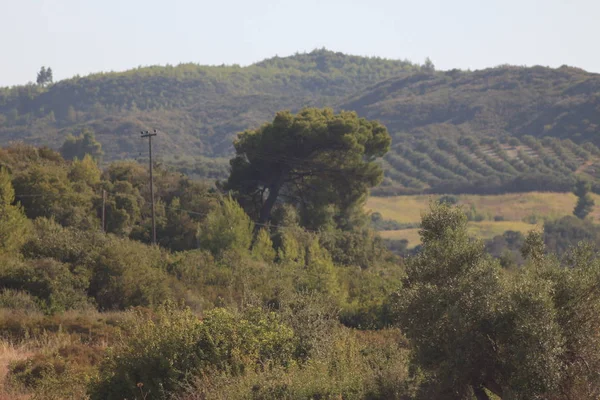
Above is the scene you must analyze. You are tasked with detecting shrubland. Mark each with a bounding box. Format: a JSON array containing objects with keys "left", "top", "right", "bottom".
[{"left": 1, "top": 108, "right": 600, "bottom": 399}]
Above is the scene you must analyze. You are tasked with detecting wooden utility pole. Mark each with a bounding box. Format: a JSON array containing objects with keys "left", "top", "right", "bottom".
[
  {"left": 101, "top": 189, "right": 106, "bottom": 232},
  {"left": 141, "top": 129, "right": 158, "bottom": 245}
]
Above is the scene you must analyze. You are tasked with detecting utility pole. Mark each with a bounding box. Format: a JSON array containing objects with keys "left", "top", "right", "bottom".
[
  {"left": 101, "top": 189, "right": 106, "bottom": 233},
  {"left": 141, "top": 129, "right": 157, "bottom": 245}
]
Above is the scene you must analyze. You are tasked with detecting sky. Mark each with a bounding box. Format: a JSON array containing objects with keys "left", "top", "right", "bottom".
[{"left": 1, "top": 0, "right": 598, "bottom": 87}]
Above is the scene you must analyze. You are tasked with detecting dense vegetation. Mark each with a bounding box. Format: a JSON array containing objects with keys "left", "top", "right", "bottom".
[
  {"left": 2, "top": 50, "right": 600, "bottom": 194},
  {"left": 2, "top": 126, "right": 600, "bottom": 398},
  {"left": 0, "top": 49, "right": 418, "bottom": 163},
  {"left": 2, "top": 52, "right": 600, "bottom": 397}
]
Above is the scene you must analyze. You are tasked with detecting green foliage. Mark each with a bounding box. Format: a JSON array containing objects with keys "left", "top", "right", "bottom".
[
  {"left": 485, "top": 230, "right": 526, "bottom": 268},
  {"left": 12, "top": 162, "right": 97, "bottom": 228},
  {"left": 370, "top": 211, "right": 407, "bottom": 230},
  {"left": 251, "top": 228, "right": 276, "bottom": 262},
  {"left": 573, "top": 178, "right": 595, "bottom": 219},
  {"left": 197, "top": 196, "right": 253, "bottom": 256},
  {"left": 60, "top": 128, "right": 103, "bottom": 161},
  {"left": 1, "top": 49, "right": 415, "bottom": 164},
  {"left": 88, "top": 237, "right": 172, "bottom": 310},
  {"left": 224, "top": 108, "right": 391, "bottom": 229},
  {"left": 0, "top": 288, "right": 41, "bottom": 312},
  {"left": 36, "top": 66, "right": 53, "bottom": 87},
  {"left": 183, "top": 328, "right": 414, "bottom": 400},
  {"left": 319, "top": 227, "right": 389, "bottom": 268},
  {"left": 0, "top": 256, "right": 91, "bottom": 313},
  {"left": 375, "top": 134, "right": 595, "bottom": 196},
  {"left": 69, "top": 154, "right": 101, "bottom": 187},
  {"left": 543, "top": 215, "right": 600, "bottom": 256},
  {"left": 4, "top": 54, "right": 600, "bottom": 196},
  {"left": 90, "top": 304, "right": 295, "bottom": 400},
  {"left": 296, "top": 238, "right": 340, "bottom": 297},
  {"left": 19, "top": 218, "right": 173, "bottom": 311},
  {"left": 438, "top": 194, "right": 459, "bottom": 205},
  {"left": 393, "top": 203, "right": 600, "bottom": 398},
  {"left": 8, "top": 343, "right": 101, "bottom": 398},
  {"left": 393, "top": 203, "right": 562, "bottom": 398},
  {"left": 0, "top": 168, "right": 30, "bottom": 254}
]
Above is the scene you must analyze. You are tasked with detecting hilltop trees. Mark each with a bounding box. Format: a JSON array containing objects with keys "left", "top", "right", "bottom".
[
  {"left": 223, "top": 108, "right": 391, "bottom": 231},
  {"left": 36, "top": 66, "right": 53, "bottom": 86}
]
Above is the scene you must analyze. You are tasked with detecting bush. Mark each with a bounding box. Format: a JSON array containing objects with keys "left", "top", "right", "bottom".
[
  {"left": 197, "top": 196, "right": 253, "bottom": 257},
  {"left": 0, "top": 256, "right": 91, "bottom": 314},
  {"left": 8, "top": 343, "right": 103, "bottom": 398},
  {"left": 88, "top": 237, "right": 172, "bottom": 310},
  {"left": 179, "top": 329, "right": 414, "bottom": 400},
  {"left": 0, "top": 289, "right": 41, "bottom": 312},
  {"left": 90, "top": 303, "right": 295, "bottom": 400}
]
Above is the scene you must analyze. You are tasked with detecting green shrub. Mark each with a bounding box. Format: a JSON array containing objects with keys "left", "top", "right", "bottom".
[
  {"left": 90, "top": 303, "right": 295, "bottom": 400},
  {"left": 197, "top": 196, "right": 253, "bottom": 257},
  {"left": 88, "top": 237, "right": 172, "bottom": 310},
  {"left": 0, "top": 257, "right": 91, "bottom": 313},
  {"left": 180, "top": 329, "right": 414, "bottom": 400}
]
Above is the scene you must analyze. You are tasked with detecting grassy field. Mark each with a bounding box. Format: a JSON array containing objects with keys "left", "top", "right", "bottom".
[
  {"left": 379, "top": 221, "right": 540, "bottom": 248},
  {"left": 368, "top": 192, "right": 600, "bottom": 248}
]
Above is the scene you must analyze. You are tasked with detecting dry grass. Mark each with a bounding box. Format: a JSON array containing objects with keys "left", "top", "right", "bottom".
[
  {"left": 367, "top": 192, "right": 600, "bottom": 223},
  {"left": 0, "top": 308, "right": 135, "bottom": 399},
  {"left": 0, "top": 341, "right": 32, "bottom": 400},
  {"left": 379, "top": 221, "right": 539, "bottom": 249}
]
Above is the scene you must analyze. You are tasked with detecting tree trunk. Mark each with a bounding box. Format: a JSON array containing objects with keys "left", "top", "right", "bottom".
[
  {"left": 257, "top": 182, "right": 282, "bottom": 229},
  {"left": 254, "top": 169, "right": 287, "bottom": 234},
  {"left": 472, "top": 385, "right": 491, "bottom": 400}
]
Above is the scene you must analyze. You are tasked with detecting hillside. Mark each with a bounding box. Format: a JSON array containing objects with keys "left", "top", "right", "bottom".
[
  {"left": 374, "top": 134, "right": 600, "bottom": 195},
  {"left": 2, "top": 51, "right": 600, "bottom": 193},
  {"left": 341, "top": 66, "right": 600, "bottom": 143},
  {"left": 0, "top": 49, "right": 418, "bottom": 160}
]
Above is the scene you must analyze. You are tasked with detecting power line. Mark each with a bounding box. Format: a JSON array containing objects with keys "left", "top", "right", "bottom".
[
  {"left": 141, "top": 129, "right": 157, "bottom": 245},
  {"left": 12, "top": 191, "right": 317, "bottom": 233}
]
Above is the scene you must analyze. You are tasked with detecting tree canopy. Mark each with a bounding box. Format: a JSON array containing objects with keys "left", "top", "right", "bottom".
[
  {"left": 36, "top": 66, "right": 53, "bottom": 87},
  {"left": 573, "top": 178, "right": 595, "bottom": 219},
  {"left": 60, "top": 128, "right": 104, "bottom": 161},
  {"left": 223, "top": 108, "right": 391, "bottom": 230}
]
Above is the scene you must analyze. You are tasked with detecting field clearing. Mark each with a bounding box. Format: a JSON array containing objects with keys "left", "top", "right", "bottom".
[
  {"left": 369, "top": 191, "right": 600, "bottom": 249},
  {"left": 367, "top": 192, "right": 600, "bottom": 224},
  {"left": 379, "top": 221, "right": 540, "bottom": 248}
]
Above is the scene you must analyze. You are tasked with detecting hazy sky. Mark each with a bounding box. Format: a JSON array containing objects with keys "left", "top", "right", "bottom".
[{"left": 1, "top": 0, "right": 598, "bottom": 87}]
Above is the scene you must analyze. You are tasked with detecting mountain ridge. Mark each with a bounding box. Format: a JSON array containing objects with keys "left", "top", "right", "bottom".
[{"left": 2, "top": 49, "right": 600, "bottom": 194}]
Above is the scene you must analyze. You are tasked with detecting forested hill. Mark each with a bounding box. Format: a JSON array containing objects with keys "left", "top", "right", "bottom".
[
  {"left": 340, "top": 65, "right": 600, "bottom": 144},
  {"left": 0, "top": 49, "right": 418, "bottom": 159},
  {"left": 340, "top": 65, "right": 600, "bottom": 195},
  {"left": 2, "top": 50, "right": 600, "bottom": 194}
]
